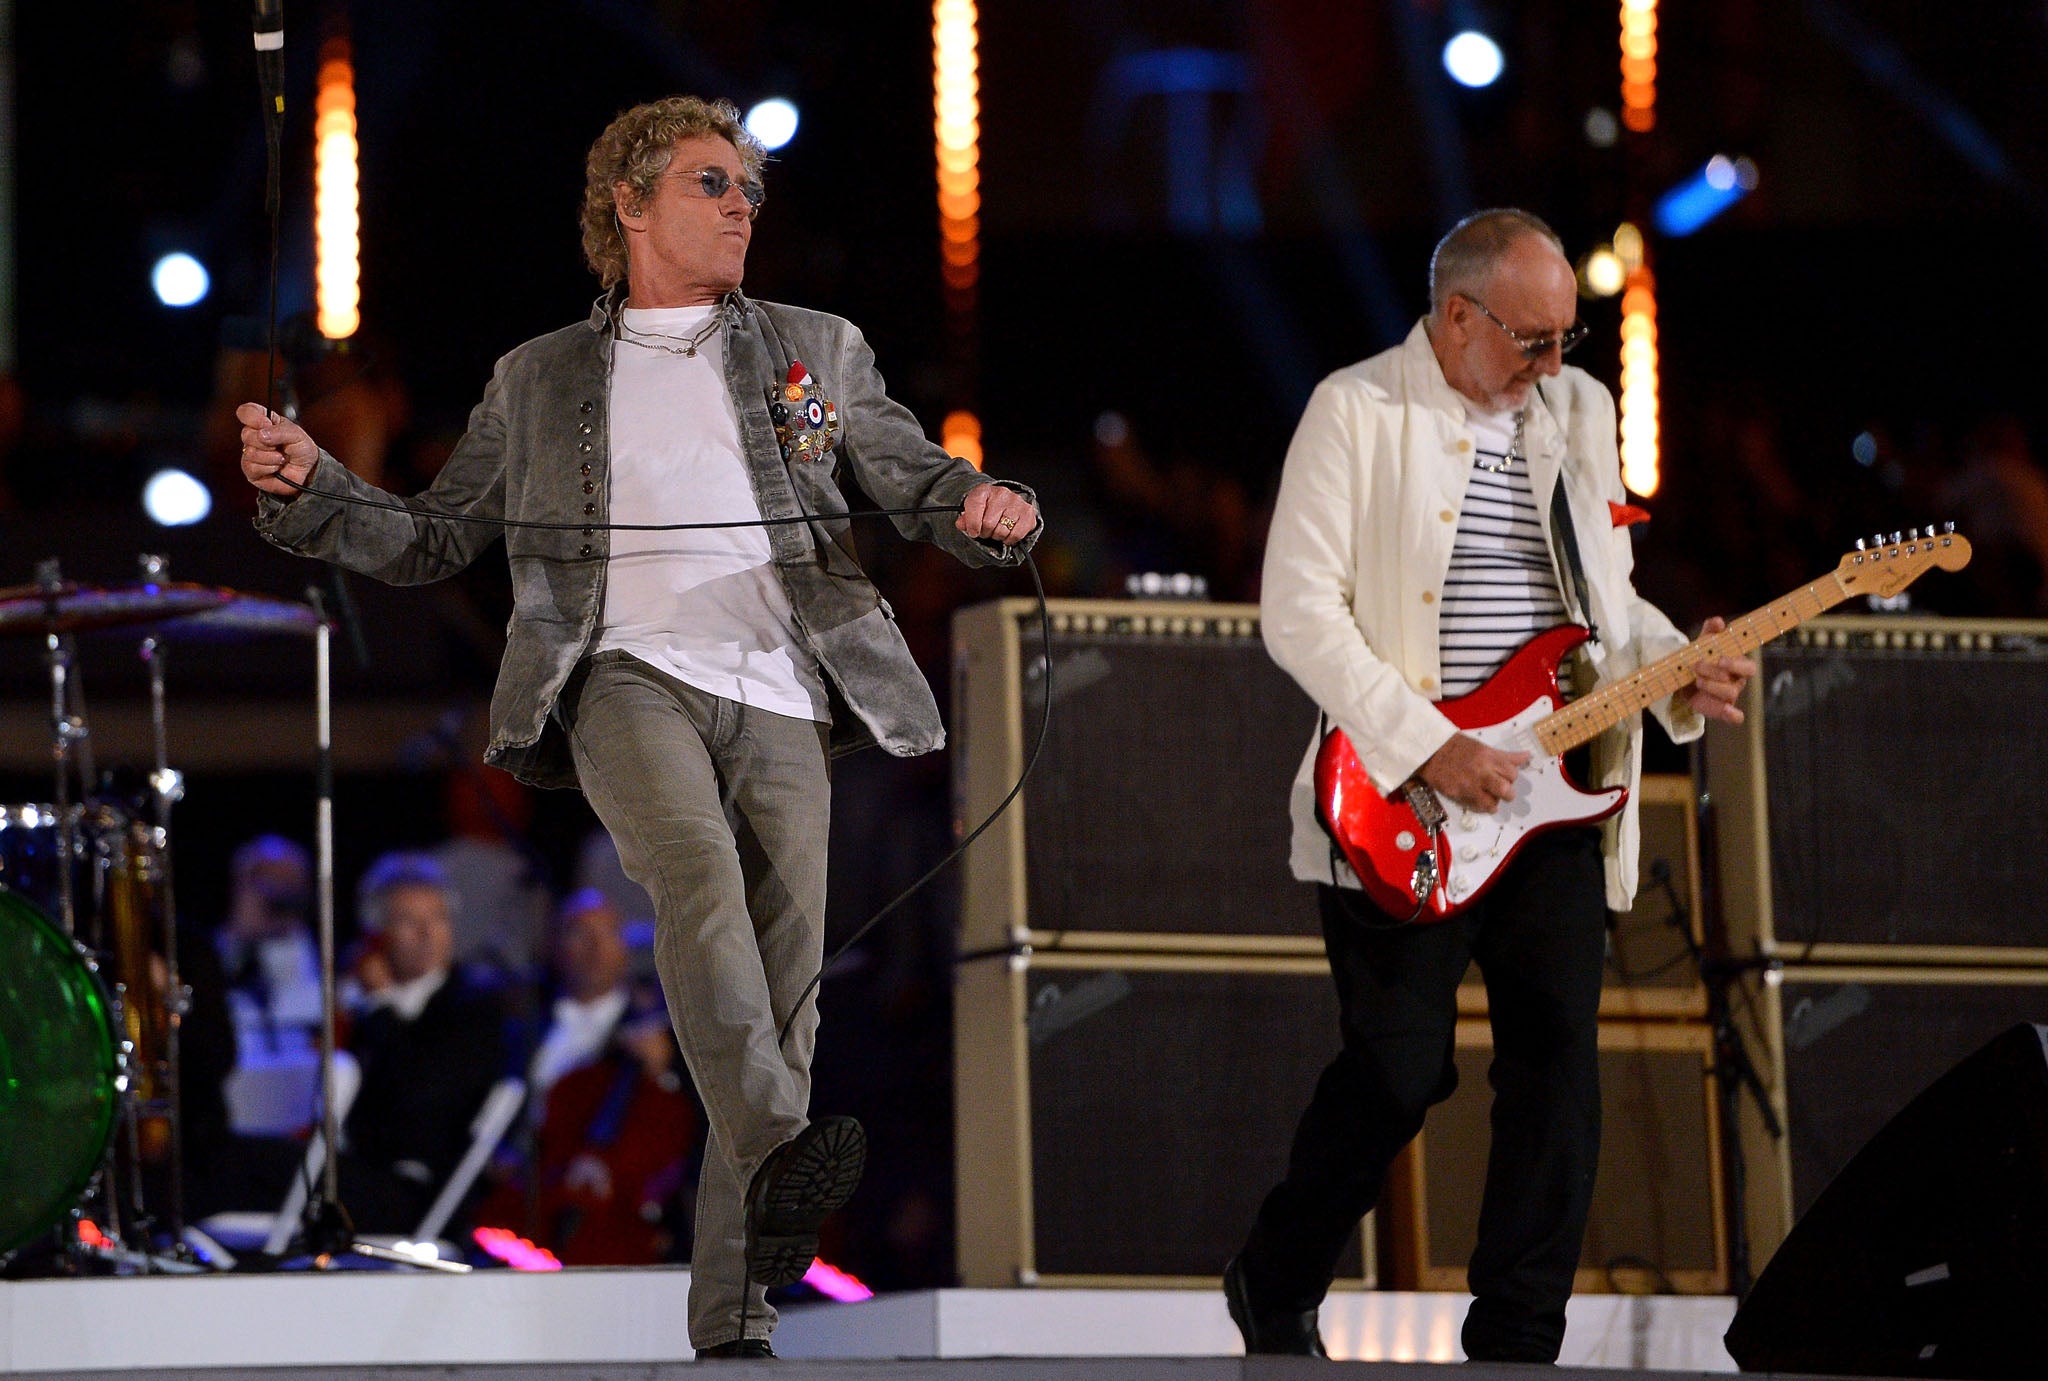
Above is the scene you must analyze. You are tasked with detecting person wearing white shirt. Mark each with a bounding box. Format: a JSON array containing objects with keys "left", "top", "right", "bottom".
[
  {"left": 529, "top": 890, "right": 636, "bottom": 1104},
  {"left": 1225, "top": 210, "right": 1754, "bottom": 1363}
]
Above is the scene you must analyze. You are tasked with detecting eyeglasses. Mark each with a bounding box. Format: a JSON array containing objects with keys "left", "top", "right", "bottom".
[
  {"left": 671, "top": 165, "right": 766, "bottom": 217},
  {"left": 1462, "top": 295, "right": 1588, "bottom": 360}
]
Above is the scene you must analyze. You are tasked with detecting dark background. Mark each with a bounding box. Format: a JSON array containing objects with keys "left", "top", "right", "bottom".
[{"left": 4, "top": 0, "right": 2047, "bottom": 1287}]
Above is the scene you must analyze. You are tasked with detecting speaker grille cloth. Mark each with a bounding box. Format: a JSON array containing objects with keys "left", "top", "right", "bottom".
[
  {"left": 1022, "top": 628, "right": 1322, "bottom": 937},
  {"left": 1780, "top": 978, "right": 2048, "bottom": 1215},
  {"left": 1024, "top": 965, "right": 1362, "bottom": 1277},
  {"left": 1763, "top": 635, "right": 2048, "bottom": 949},
  {"left": 1422, "top": 1040, "right": 1718, "bottom": 1281}
]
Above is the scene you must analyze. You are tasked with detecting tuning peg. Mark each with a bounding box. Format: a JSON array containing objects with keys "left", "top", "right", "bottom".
[
  {"left": 1871, "top": 532, "right": 1887, "bottom": 549},
  {"left": 1943, "top": 520, "right": 1956, "bottom": 534},
  {"left": 1854, "top": 537, "right": 1866, "bottom": 551},
  {"left": 1891, "top": 530, "right": 1903, "bottom": 544},
  {"left": 1908, "top": 526, "right": 1921, "bottom": 539}
]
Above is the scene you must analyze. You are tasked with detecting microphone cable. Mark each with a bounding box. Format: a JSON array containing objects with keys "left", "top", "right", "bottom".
[{"left": 254, "top": 467, "right": 1053, "bottom": 1049}]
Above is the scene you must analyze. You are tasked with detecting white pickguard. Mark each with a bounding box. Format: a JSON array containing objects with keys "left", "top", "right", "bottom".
[{"left": 1429, "top": 697, "right": 1624, "bottom": 908}]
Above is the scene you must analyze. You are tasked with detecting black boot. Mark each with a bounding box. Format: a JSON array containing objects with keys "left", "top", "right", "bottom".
[
  {"left": 695, "top": 1338, "right": 775, "bottom": 1359},
  {"left": 745, "top": 1115, "right": 867, "bottom": 1287},
  {"left": 1224, "top": 1255, "right": 1327, "bottom": 1357}
]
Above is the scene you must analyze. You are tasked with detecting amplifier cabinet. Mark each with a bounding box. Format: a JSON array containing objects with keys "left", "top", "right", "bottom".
[
  {"left": 956, "top": 599, "right": 1713, "bottom": 1017},
  {"left": 954, "top": 949, "right": 1373, "bottom": 1287},
  {"left": 952, "top": 598, "right": 1323, "bottom": 957},
  {"left": 1705, "top": 617, "right": 2048, "bottom": 965},
  {"left": 1729, "top": 964, "right": 2048, "bottom": 1272},
  {"left": 1384, "top": 1019, "right": 1727, "bottom": 1295},
  {"left": 1457, "top": 775, "right": 1707, "bottom": 1019}
]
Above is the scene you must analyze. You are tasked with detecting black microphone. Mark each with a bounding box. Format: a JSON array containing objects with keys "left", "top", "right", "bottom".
[{"left": 253, "top": 0, "right": 285, "bottom": 119}]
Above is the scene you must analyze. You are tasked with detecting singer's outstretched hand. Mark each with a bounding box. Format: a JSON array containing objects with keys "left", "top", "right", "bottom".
[
  {"left": 957, "top": 482, "right": 1038, "bottom": 546},
  {"left": 235, "top": 403, "right": 319, "bottom": 498}
]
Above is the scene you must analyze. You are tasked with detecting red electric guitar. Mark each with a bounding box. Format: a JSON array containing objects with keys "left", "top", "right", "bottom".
[{"left": 1316, "top": 526, "right": 1973, "bottom": 921}]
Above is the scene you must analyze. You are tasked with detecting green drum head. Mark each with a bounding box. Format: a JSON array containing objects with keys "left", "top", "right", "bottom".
[{"left": 0, "top": 886, "right": 117, "bottom": 1255}]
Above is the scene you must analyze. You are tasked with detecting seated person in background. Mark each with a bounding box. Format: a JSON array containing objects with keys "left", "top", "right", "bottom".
[
  {"left": 341, "top": 852, "right": 508, "bottom": 1235},
  {"left": 499, "top": 991, "right": 699, "bottom": 1266},
  {"left": 529, "top": 889, "right": 634, "bottom": 1106},
  {"left": 215, "top": 835, "right": 323, "bottom": 1060}
]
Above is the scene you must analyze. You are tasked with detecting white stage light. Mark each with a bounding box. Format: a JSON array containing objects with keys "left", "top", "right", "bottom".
[
  {"left": 151, "top": 253, "right": 210, "bottom": 308},
  {"left": 745, "top": 99, "right": 800, "bottom": 151},
  {"left": 143, "top": 469, "right": 212, "bottom": 526},
  {"left": 1443, "top": 31, "right": 1505, "bottom": 88}
]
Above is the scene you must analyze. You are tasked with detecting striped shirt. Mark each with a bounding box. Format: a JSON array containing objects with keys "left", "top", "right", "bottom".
[{"left": 1437, "top": 407, "right": 1570, "bottom": 698}]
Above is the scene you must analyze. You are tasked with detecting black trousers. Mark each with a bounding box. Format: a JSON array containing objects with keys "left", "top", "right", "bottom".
[{"left": 1239, "top": 826, "right": 1608, "bottom": 1363}]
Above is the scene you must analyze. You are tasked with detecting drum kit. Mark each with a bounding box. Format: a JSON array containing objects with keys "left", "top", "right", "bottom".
[{"left": 0, "top": 555, "right": 324, "bottom": 1270}]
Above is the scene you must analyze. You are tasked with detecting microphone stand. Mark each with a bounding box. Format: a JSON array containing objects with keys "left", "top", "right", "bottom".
[
  {"left": 296, "top": 590, "right": 466, "bottom": 1273},
  {"left": 1650, "top": 847, "right": 1784, "bottom": 1300}
]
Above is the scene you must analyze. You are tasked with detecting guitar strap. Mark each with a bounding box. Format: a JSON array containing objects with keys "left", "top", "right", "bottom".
[{"left": 1537, "top": 380, "right": 1601, "bottom": 647}]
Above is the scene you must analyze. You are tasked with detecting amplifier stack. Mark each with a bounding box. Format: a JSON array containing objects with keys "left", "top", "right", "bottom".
[
  {"left": 952, "top": 598, "right": 1727, "bottom": 1293},
  {"left": 1703, "top": 616, "right": 2048, "bottom": 1272}
]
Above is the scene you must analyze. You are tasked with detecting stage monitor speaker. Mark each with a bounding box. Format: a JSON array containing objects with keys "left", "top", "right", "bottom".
[
  {"left": 952, "top": 599, "right": 1322, "bottom": 955},
  {"left": 1724, "top": 1022, "right": 2048, "bottom": 1379},
  {"left": 1383, "top": 1019, "right": 1726, "bottom": 1294},
  {"left": 1726, "top": 965, "right": 2048, "bottom": 1270},
  {"left": 953, "top": 950, "right": 1372, "bottom": 1287},
  {"left": 1705, "top": 617, "right": 2048, "bottom": 964}
]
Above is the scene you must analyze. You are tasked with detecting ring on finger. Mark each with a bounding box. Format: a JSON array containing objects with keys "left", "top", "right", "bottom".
[{"left": 996, "top": 514, "right": 1018, "bottom": 535}]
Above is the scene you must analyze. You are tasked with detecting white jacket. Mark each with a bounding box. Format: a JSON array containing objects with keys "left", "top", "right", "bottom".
[{"left": 1261, "top": 321, "right": 1701, "bottom": 911}]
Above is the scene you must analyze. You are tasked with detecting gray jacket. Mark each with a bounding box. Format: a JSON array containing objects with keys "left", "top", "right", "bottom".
[{"left": 256, "top": 289, "right": 1039, "bottom": 788}]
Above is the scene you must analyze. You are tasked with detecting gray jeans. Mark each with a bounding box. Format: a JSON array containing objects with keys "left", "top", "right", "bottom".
[{"left": 560, "top": 650, "right": 831, "bottom": 1348}]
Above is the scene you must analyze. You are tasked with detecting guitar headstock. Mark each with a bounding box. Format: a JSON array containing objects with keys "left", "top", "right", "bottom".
[{"left": 1834, "top": 523, "right": 1973, "bottom": 598}]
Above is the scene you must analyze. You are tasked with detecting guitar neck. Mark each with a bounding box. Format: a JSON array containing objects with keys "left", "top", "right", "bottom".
[{"left": 1536, "top": 574, "right": 1849, "bottom": 753}]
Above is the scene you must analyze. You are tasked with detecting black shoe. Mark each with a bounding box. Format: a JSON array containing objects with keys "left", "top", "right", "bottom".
[
  {"left": 744, "top": 1115, "right": 867, "bottom": 1287},
  {"left": 1224, "top": 1254, "right": 1327, "bottom": 1357},
  {"left": 695, "top": 1338, "right": 775, "bottom": 1359}
]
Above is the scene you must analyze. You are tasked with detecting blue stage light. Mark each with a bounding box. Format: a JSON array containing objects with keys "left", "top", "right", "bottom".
[
  {"left": 151, "top": 252, "right": 210, "bottom": 308},
  {"left": 745, "top": 99, "right": 800, "bottom": 151},
  {"left": 1653, "top": 155, "right": 1759, "bottom": 236},
  {"left": 1443, "top": 31, "right": 1505, "bottom": 88}
]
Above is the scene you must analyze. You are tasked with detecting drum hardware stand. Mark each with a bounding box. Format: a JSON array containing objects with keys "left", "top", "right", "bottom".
[
  {"left": 138, "top": 552, "right": 193, "bottom": 1257},
  {"left": 35, "top": 558, "right": 85, "bottom": 937}
]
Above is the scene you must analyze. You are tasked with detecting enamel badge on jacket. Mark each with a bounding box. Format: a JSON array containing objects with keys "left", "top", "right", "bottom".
[{"left": 769, "top": 360, "right": 840, "bottom": 463}]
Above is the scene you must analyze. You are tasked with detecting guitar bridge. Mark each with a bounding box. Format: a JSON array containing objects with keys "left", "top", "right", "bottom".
[{"left": 1400, "top": 779, "right": 1449, "bottom": 902}]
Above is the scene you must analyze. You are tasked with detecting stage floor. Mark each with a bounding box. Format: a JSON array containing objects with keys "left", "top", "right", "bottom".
[{"left": 0, "top": 1268, "right": 1741, "bottom": 1373}]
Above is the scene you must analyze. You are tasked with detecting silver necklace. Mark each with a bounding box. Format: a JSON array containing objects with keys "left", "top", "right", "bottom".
[
  {"left": 618, "top": 313, "right": 723, "bottom": 358},
  {"left": 1474, "top": 409, "right": 1526, "bottom": 474}
]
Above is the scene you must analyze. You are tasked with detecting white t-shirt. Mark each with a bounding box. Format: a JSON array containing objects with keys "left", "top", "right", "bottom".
[{"left": 596, "top": 305, "right": 829, "bottom": 723}]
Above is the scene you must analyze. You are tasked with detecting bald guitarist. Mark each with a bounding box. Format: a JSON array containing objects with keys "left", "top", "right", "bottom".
[{"left": 1223, "top": 209, "right": 1753, "bottom": 1364}]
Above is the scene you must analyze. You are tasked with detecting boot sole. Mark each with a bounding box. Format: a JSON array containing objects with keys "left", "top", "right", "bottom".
[{"left": 746, "top": 1116, "right": 866, "bottom": 1287}]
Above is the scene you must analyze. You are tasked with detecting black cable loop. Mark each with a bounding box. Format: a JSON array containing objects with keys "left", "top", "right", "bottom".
[
  {"left": 254, "top": 433, "right": 1051, "bottom": 1053},
  {"left": 259, "top": 464, "right": 965, "bottom": 532}
]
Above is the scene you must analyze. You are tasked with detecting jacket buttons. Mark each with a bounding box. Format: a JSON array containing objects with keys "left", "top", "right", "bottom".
[
  {"left": 1456, "top": 439, "right": 1472, "bottom": 453},
  {"left": 582, "top": 481, "right": 594, "bottom": 494},
  {"left": 580, "top": 463, "right": 592, "bottom": 476},
  {"left": 1420, "top": 676, "right": 1437, "bottom": 692},
  {"left": 580, "top": 544, "right": 592, "bottom": 557},
  {"left": 578, "top": 422, "right": 594, "bottom": 436},
  {"left": 578, "top": 441, "right": 593, "bottom": 454},
  {"left": 1439, "top": 509, "right": 1455, "bottom": 523},
  {"left": 1422, "top": 591, "right": 1436, "bottom": 604},
  {"left": 579, "top": 401, "right": 594, "bottom": 414},
  {"left": 584, "top": 503, "right": 596, "bottom": 515},
  {"left": 582, "top": 527, "right": 593, "bottom": 537}
]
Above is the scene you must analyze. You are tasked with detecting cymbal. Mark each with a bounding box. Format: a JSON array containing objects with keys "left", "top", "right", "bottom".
[
  {"left": 0, "top": 582, "right": 236, "bottom": 637},
  {"left": 155, "top": 593, "right": 324, "bottom": 641}
]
